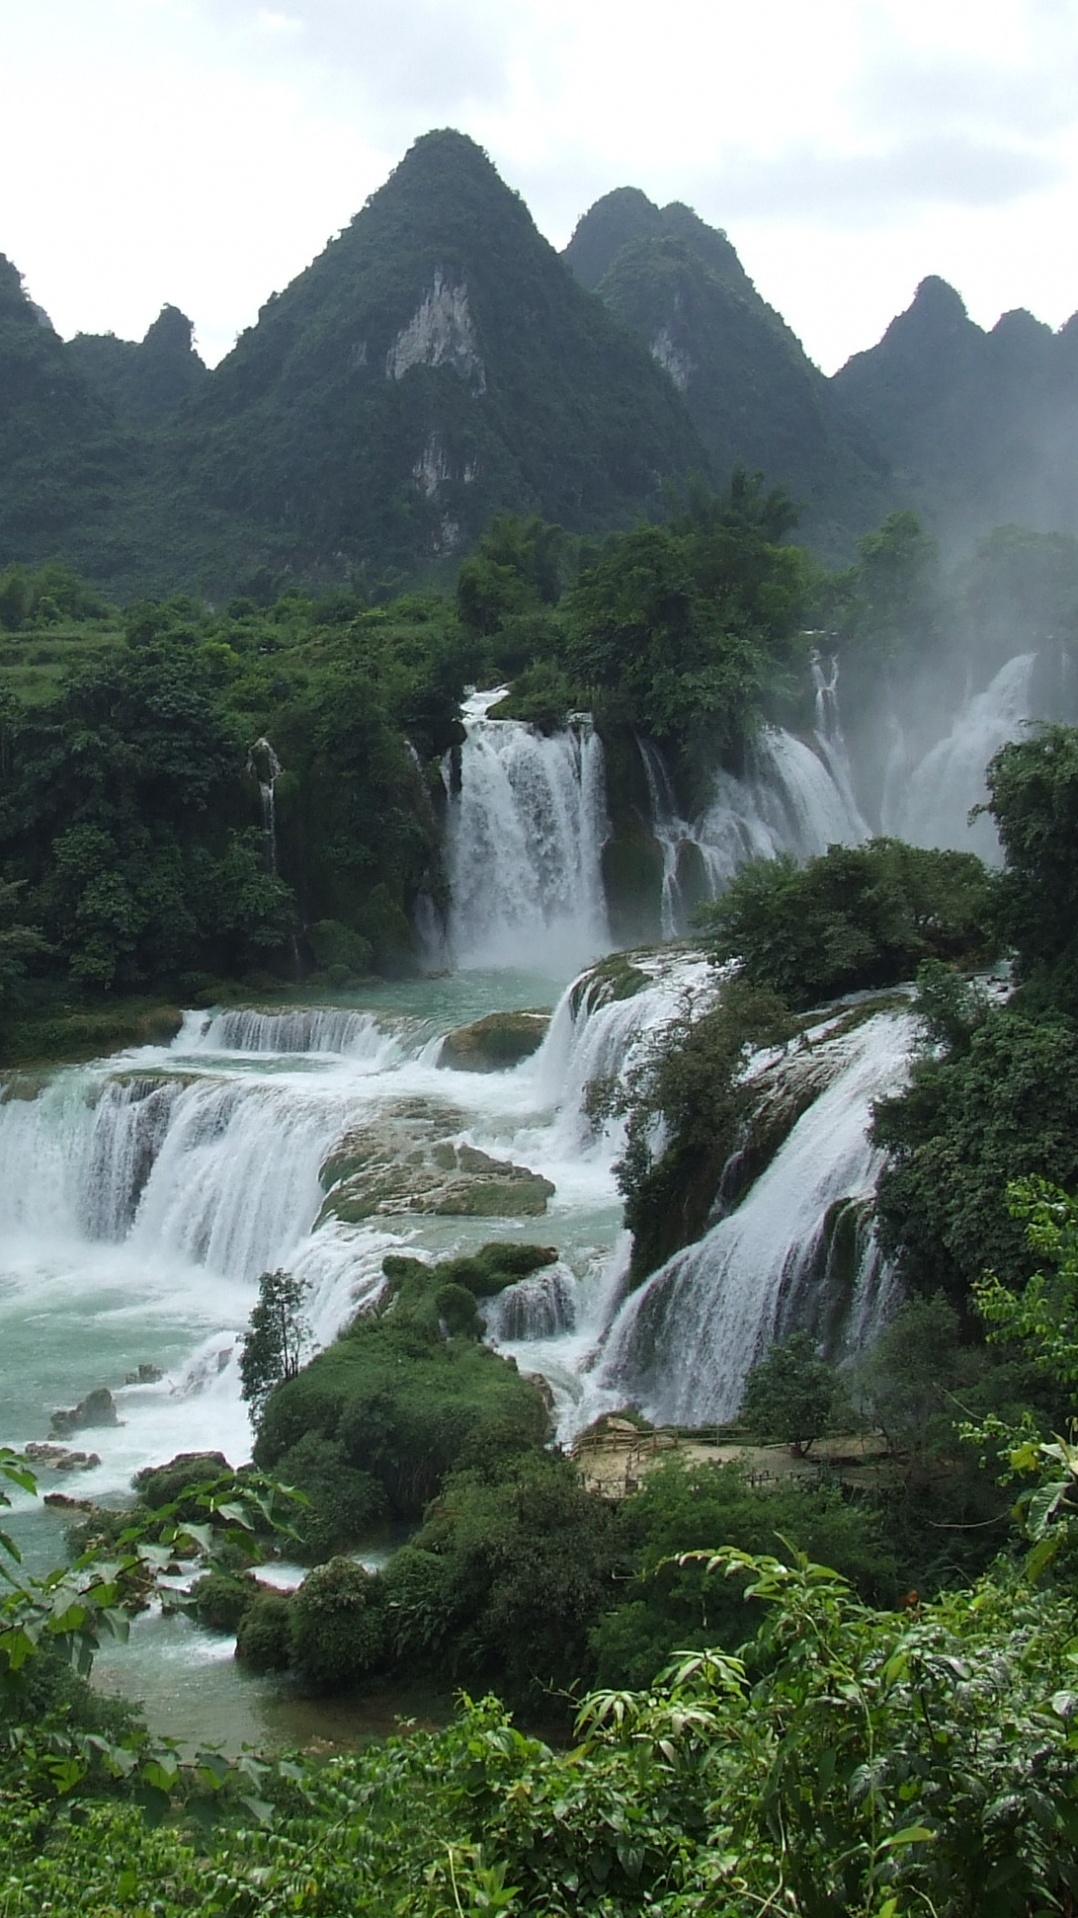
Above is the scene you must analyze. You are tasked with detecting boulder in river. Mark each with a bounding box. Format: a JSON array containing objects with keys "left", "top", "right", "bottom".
[
  {"left": 50, "top": 1387, "right": 119, "bottom": 1436},
  {"left": 438, "top": 1010, "right": 550, "bottom": 1072},
  {"left": 320, "top": 1110, "right": 555, "bottom": 1222}
]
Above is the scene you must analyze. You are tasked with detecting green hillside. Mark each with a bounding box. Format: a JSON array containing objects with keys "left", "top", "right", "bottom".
[
  {"left": 156, "top": 130, "right": 708, "bottom": 596},
  {"left": 565, "top": 189, "right": 896, "bottom": 557},
  {"left": 833, "top": 276, "right": 1078, "bottom": 549}
]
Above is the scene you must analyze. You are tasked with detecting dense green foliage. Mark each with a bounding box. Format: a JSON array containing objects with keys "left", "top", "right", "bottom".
[
  {"left": 562, "top": 473, "right": 813, "bottom": 777},
  {"left": 591, "top": 1456, "right": 896, "bottom": 1690},
  {"left": 0, "top": 585, "right": 474, "bottom": 1044},
  {"left": 737, "top": 1330, "right": 852, "bottom": 1453},
  {"left": 874, "top": 1009, "right": 1078, "bottom": 1303},
  {"left": 697, "top": 837, "right": 999, "bottom": 1009},
  {"left": 988, "top": 723, "right": 1078, "bottom": 1012},
  {"left": 4, "top": 1551, "right": 1078, "bottom": 1917},
  {"left": 253, "top": 1249, "right": 552, "bottom": 1521}
]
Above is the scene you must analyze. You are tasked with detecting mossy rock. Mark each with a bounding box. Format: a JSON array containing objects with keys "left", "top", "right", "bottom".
[
  {"left": 382, "top": 1242, "right": 557, "bottom": 1304},
  {"left": 320, "top": 1116, "right": 555, "bottom": 1222},
  {"left": 602, "top": 833, "right": 664, "bottom": 948},
  {"left": 4, "top": 1001, "right": 183, "bottom": 1068},
  {"left": 438, "top": 1009, "right": 550, "bottom": 1072},
  {"left": 569, "top": 949, "right": 652, "bottom": 1015}
]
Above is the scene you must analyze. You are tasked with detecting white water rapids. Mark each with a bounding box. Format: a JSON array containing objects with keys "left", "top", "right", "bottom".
[
  {"left": 0, "top": 644, "right": 1048, "bottom": 1490},
  {"left": 443, "top": 689, "right": 610, "bottom": 970},
  {"left": 0, "top": 644, "right": 1050, "bottom": 1743}
]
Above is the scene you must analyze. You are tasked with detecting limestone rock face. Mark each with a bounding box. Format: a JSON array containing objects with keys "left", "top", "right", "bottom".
[
  {"left": 320, "top": 1106, "right": 554, "bottom": 1222},
  {"left": 386, "top": 271, "right": 486, "bottom": 391}
]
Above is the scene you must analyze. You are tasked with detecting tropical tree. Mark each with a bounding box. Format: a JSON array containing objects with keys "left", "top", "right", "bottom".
[{"left": 239, "top": 1270, "right": 309, "bottom": 1423}]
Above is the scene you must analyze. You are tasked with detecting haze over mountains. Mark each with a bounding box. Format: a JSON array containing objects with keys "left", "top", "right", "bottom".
[{"left": 2, "top": 127, "right": 1076, "bottom": 601}]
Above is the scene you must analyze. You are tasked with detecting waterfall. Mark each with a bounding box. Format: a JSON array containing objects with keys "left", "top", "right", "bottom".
[
  {"left": 809, "top": 649, "right": 872, "bottom": 836},
  {"left": 637, "top": 736, "right": 694, "bottom": 938},
  {"left": 247, "top": 736, "right": 283, "bottom": 873},
  {"left": 179, "top": 1006, "right": 408, "bottom": 1066},
  {"left": 584, "top": 1008, "right": 912, "bottom": 1429},
  {"left": 482, "top": 1262, "right": 579, "bottom": 1342},
  {"left": 527, "top": 952, "right": 718, "bottom": 1160},
  {"left": 882, "top": 653, "right": 1037, "bottom": 859},
  {"left": 695, "top": 724, "right": 868, "bottom": 890},
  {"left": 0, "top": 1069, "right": 347, "bottom": 1280},
  {"left": 444, "top": 689, "right": 610, "bottom": 972}
]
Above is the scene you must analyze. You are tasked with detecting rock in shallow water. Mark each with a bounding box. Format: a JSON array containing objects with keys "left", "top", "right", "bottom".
[
  {"left": 320, "top": 1112, "right": 555, "bottom": 1221},
  {"left": 437, "top": 1009, "right": 550, "bottom": 1072},
  {"left": 50, "top": 1386, "right": 119, "bottom": 1436}
]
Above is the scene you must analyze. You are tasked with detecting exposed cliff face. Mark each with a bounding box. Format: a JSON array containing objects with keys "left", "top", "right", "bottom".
[{"left": 386, "top": 271, "right": 487, "bottom": 391}]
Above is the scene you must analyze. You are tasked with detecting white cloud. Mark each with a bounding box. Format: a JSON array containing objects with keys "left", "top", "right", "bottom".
[{"left": 254, "top": 10, "right": 304, "bottom": 36}]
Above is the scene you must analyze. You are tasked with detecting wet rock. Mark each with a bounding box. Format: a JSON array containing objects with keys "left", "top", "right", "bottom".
[
  {"left": 25, "top": 1441, "right": 102, "bottom": 1472},
  {"left": 124, "top": 1362, "right": 164, "bottom": 1385},
  {"left": 438, "top": 1009, "right": 550, "bottom": 1072},
  {"left": 50, "top": 1387, "right": 119, "bottom": 1436},
  {"left": 320, "top": 1110, "right": 555, "bottom": 1223},
  {"left": 43, "top": 1492, "right": 96, "bottom": 1511}
]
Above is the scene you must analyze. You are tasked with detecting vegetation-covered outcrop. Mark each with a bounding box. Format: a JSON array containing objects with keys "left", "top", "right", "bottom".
[
  {"left": 697, "top": 837, "right": 999, "bottom": 1010},
  {"left": 253, "top": 1246, "right": 553, "bottom": 1522}
]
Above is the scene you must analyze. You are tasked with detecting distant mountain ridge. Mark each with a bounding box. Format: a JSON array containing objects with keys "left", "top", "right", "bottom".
[
  {"left": 1, "top": 130, "right": 1076, "bottom": 600},
  {"left": 833, "top": 275, "right": 1078, "bottom": 547},
  {"left": 564, "top": 188, "right": 896, "bottom": 555}
]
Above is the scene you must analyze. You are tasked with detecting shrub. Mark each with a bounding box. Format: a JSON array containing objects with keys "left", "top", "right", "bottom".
[
  {"left": 235, "top": 1591, "right": 294, "bottom": 1672},
  {"left": 738, "top": 1330, "right": 851, "bottom": 1454},
  {"left": 289, "top": 1557, "right": 385, "bottom": 1691},
  {"left": 270, "top": 1431, "right": 387, "bottom": 1560},
  {"left": 697, "top": 838, "right": 998, "bottom": 1009}
]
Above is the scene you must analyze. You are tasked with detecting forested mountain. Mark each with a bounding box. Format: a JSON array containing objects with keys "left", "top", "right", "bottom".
[
  {"left": 67, "top": 304, "right": 208, "bottom": 428},
  {"left": 2, "top": 133, "right": 1078, "bottom": 599},
  {"left": 158, "top": 130, "right": 707, "bottom": 595},
  {"left": 833, "top": 275, "right": 1078, "bottom": 549},
  {"left": 0, "top": 253, "right": 138, "bottom": 569},
  {"left": 565, "top": 188, "right": 896, "bottom": 555}
]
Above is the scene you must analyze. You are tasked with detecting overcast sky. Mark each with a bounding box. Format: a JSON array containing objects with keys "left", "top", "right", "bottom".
[{"left": 2, "top": 0, "right": 1077, "bottom": 374}]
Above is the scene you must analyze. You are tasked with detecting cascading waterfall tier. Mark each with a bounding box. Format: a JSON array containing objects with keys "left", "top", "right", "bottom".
[
  {"left": 179, "top": 1006, "right": 408, "bottom": 1065},
  {"left": 0, "top": 948, "right": 925, "bottom": 1518},
  {"left": 444, "top": 688, "right": 610, "bottom": 972},
  {"left": 634, "top": 711, "right": 869, "bottom": 933},
  {"left": 582, "top": 1006, "right": 913, "bottom": 1430},
  {"left": 882, "top": 652, "right": 1037, "bottom": 860}
]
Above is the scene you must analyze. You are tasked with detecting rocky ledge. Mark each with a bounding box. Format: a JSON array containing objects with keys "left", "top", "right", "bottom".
[{"left": 320, "top": 1107, "right": 555, "bottom": 1222}]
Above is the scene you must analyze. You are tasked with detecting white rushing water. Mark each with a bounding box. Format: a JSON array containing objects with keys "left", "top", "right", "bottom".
[
  {"left": 444, "top": 689, "right": 610, "bottom": 972},
  {"left": 577, "top": 1007, "right": 913, "bottom": 1431},
  {"left": 635, "top": 690, "right": 870, "bottom": 932},
  {"left": 0, "top": 955, "right": 718, "bottom": 1500},
  {"left": 0, "top": 649, "right": 1045, "bottom": 1503},
  {"left": 882, "top": 652, "right": 1037, "bottom": 859}
]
